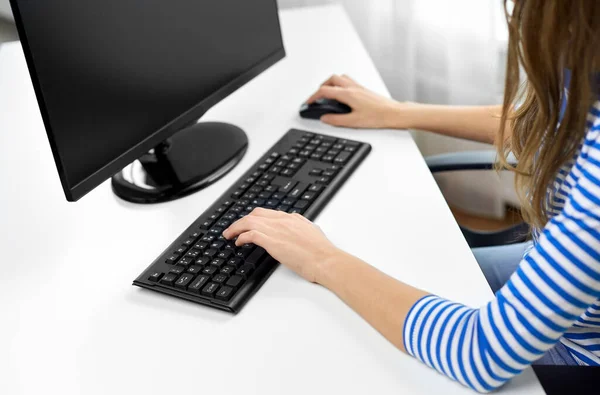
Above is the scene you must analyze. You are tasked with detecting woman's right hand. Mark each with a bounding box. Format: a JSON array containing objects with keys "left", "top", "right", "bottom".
[{"left": 306, "top": 74, "right": 415, "bottom": 129}]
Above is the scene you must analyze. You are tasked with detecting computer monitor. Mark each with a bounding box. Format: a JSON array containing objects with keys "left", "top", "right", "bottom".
[{"left": 10, "top": 0, "right": 285, "bottom": 203}]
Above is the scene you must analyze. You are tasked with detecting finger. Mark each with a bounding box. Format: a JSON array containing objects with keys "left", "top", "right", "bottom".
[
  {"left": 341, "top": 74, "right": 362, "bottom": 87},
  {"left": 321, "top": 74, "right": 354, "bottom": 89},
  {"left": 321, "top": 113, "right": 359, "bottom": 127},
  {"left": 306, "top": 86, "right": 352, "bottom": 105},
  {"left": 235, "top": 230, "right": 273, "bottom": 249},
  {"left": 223, "top": 215, "right": 276, "bottom": 240}
]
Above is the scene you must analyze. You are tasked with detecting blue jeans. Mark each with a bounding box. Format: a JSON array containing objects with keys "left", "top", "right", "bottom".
[{"left": 472, "top": 242, "right": 578, "bottom": 366}]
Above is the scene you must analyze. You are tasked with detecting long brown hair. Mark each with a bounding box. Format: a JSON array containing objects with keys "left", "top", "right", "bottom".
[{"left": 498, "top": 0, "right": 600, "bottom": 229}]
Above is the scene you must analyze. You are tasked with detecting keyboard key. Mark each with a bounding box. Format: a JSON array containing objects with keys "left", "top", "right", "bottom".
[
  {"left": 174, "top": 246, "right": 187, "bottom": 255},
  {"left": 170, "top": 266, "right": 186, "bottom": 275},
  {"left": 187, "top": 265, "right": 203, "bottom": 274},
  {"left": 188, "top": 275, "right": 210, "bottom": 293},
  {"left": 174, "top": 273, "right": 195, "bottom": 290},
  {"left": 210, "top": 241, "right": 225, "bottom": 250},
  {"left": 282, "top": 198, "right": 296, "bottom": 206},
  {"left": 272, "top": 192, "right": 286, "bottom": 200},
  {"left": 182, "top": 237, "right": 195, "bottom": 247},
  {"left": 165, "top": 255, "right": 179, "bottom": 264},
  {"left": 193, "top": 241, "right": 209, "bottom": 250},
  {"left": 213, "top": 274, "right": 228, "bottom": 284},
  {"left": 148, "top": 272, "right": 163, "bottom": 282},
  {"left": 334, "top": 151, "right": 352, "bottom": 164},
  {"left": 294, "top": 200, "right": 310, "bottom": 210},
  {"left": 321, "top": 155, "right": 334, "bottom": 163},
  {"left": 202, "top": 265, "right": 219, "bottom": 275},
  {"left": 216, "top": 286, "right": 234, "bottom": 301},
  {"left": 289, "top": 208, "right": 304, "bottom": 214},
  {"left": 177, "top": 257, "right": 193, "bottom": 266},
  {"left": 280, "top": 169, "right": 295, "bottom": 177},
  {"left": 218, "top": 250, "right": 233, "bottom": 260},
  {"left": 266, "top": 199, "right": 280, "bottom": 207},
  {"left": 203, "top": 248, "right": 219, "bottom": 258},
  {"left": 223, "top": 213, "right": 237, "bottom": 221},
  {"left": 309, "top": 169, "right": 323, "bottom": 176},
  {"left": 277, "top": 205, "right": 290, "bottom": 212},
  {"left": 220, "top": 265, "right": 236, "bottom": 275},
  {"left": 159, "top": 273, "right": 177, "bottom": 286},
  {"left": 301, "top": 191, "right": 317, "bottom": 201},
  {"left": 246, "top": 247, "right": 266, "bottom": 265},
  {"left": 288, "top": 183, "right": 308, "bottom": 198},
  {"left": 202, "top": 283, "right": 220, "bottom": 297},
  {"left": 200, "top": 220, "right": 213, "bottom": 229},
  {"left": 195, "top": 256, "right": 211, "bottom": 266},
  {"left": 308, "top": 184, "right": 324, "bottom": 193},
  {"left": 323, "top": 170, "right": 336, "bottom": 178},
  {"left": 259, "top": 191, "right": 272, "bottom": 199},
  {"left": 235, "top": 249, "right": 252, "bottom": 259},
  {"left": 201, "top": 235, "right": 215, "bottom": 243},
  {"left": 338, "top": 139, "right": 359, "bottom": 147},
  {"left": 185, "top": 249, "right": 202, "bottom": 259},
  {"left": 224, "top": 242, "right": 237, "bottom": 251},
  {"left": 189, "top": 231, "right": 202, "bottom": 239},
  {"left": 211, "top": 258, "right": 226, "bottom": 268},
  {"left": 227, "top": 258, "right": 243, "bottom": 267},
  {"left": 316, "top": 177, "right": 331, "bottom": 185},
  {"left": 226, "top": 275, "right": 245, "bottom": 288},
  {"left": 236, "top": 264, "right": 254, "bottom": 278},
  {"left": 209, "top": 227, "right": 224, "bottom": 235}
]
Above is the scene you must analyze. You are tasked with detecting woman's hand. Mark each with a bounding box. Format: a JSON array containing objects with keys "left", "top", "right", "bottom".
[
  {"left": 306, "top": 74, "right": 415, "bottom": 129},
  {"left": 222, "top": 208, "right": 340, "bottom": 283}
]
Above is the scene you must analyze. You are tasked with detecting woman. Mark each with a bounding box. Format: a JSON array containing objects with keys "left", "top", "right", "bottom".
[{"left": 224, "top": 1, "right": 600, "bottom": 392}]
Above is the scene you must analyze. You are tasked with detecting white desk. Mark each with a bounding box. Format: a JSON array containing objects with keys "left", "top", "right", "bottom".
[{"left": 0, "top": 5, "right": 545, "bottom": 395}]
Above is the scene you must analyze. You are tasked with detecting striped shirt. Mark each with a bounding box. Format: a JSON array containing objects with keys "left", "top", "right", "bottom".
[{"left": 403, "top": 94, "right": 600, "bottom": 391}]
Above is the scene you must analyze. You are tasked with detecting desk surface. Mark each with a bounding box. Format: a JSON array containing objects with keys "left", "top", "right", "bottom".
[{"left": 0, "top": 5, "right": 544, "bottom": 395}]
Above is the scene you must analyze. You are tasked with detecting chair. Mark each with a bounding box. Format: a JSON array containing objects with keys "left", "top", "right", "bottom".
[{"left": 425, "top": 150, "right": 529, "bottom": 248}]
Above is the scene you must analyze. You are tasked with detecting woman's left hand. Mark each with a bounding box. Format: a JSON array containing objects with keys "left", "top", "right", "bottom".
[{"left": 222, "top": 208, "right": 340, "bottom": 283}]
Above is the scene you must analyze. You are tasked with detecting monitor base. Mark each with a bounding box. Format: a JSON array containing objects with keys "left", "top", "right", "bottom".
[{"left": 111, "top": 122, "right": 248, "bottom": 204}]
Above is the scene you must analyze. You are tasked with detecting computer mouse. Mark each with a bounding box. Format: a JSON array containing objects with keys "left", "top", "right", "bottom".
[{"left": 299, "top": 98, "right": 352, "bottom": 120}]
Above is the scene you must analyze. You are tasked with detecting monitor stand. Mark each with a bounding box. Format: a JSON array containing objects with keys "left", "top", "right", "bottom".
[{"left": 111, "top": 122, "right": 248, "bottom": 204}]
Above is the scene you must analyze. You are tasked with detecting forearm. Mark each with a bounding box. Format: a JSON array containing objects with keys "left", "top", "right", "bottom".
[
  {"left": 393, "top": 103, "right": 505, "bottom": 145},
  {"left": 317, "top": 249, "right": 428, "bottom": 352}
]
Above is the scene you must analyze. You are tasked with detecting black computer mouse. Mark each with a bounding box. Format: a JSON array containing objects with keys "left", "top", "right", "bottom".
[{"left": 299, "top": 98, "right": 352, "bottom": 120}]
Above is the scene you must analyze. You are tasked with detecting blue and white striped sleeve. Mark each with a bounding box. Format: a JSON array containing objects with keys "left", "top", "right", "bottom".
[{"left": 403, "top": 126, "right": 600, "bottom": 392}]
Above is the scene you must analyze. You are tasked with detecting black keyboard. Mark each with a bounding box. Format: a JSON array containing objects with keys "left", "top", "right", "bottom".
[{"left": 133, "top": 129, "right": 371, "bottom": 313}]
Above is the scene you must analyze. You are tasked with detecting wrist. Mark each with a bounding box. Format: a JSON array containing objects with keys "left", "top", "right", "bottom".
[
  {"left": 315, "top": 247, "right": 348, "bottom": 289},
  {"left": 385, "top": 101, "right": 422, "bottom": 130}
]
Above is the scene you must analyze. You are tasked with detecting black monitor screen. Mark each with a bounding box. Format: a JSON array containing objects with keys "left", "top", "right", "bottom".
[{"left": 12, "top": 0, "right": 284, "bottom": 199}]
